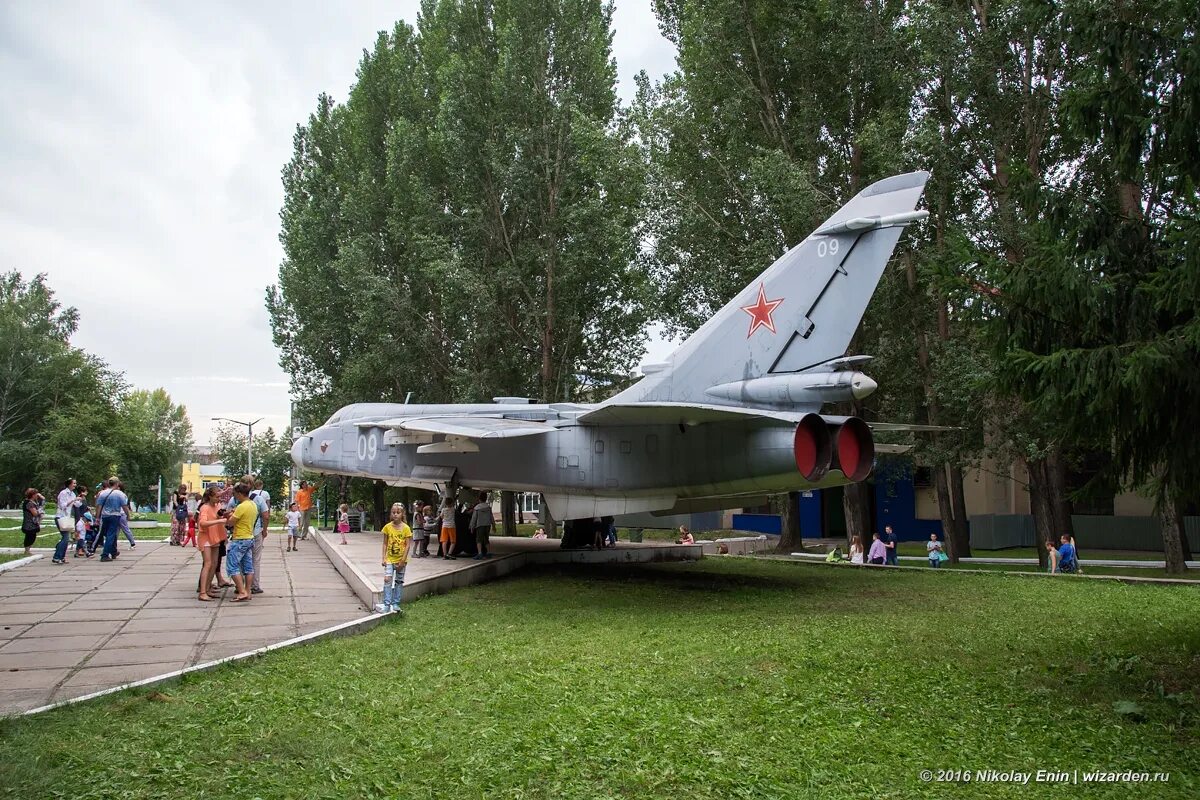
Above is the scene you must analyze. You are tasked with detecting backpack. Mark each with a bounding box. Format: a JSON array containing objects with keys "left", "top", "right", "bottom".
[{"left": 174, "top": 501, "right": 188, "bottom": 521}]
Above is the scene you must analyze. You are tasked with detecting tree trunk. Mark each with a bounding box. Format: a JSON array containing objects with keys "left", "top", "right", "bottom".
[
  {"left": 1158, "top": 494, "right": 1188, "bottom": 574},
  {"left": 372, "top": 480, "right": 386, "bottom": 532},
  {"left": 775, "top": 492, "right": 801, "bottom": 553},
  {"left": 1026, "top": 457, "right": 1054, "bottom": 569},
  {"left": 1046, "top": 447, "right": 1075, "bottom": 542},
  {"left": 501, "top": 490, "right": 517, "bottom": 537},
  {"left": 934, "top": 465, "right": 958, "bottom": 562},
  {"left": 538, "top": 493, "right": 556, "bottom": 538},
  {"left": 843, "top": 482, "right": 872, "bottom": 548},
  {"left": 337, "top": 475, "right": 349, "bottom": 506},
  {"left": 948, "top": 464, "right": 972, "bottom": 558}
]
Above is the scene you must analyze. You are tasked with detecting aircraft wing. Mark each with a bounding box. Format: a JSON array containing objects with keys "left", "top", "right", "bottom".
[
  {"left": 575, "top": 402, "right": 805, "bottom": 426},
  {"left": 361, "top": 416, "right": 554, "bottom": 439}
]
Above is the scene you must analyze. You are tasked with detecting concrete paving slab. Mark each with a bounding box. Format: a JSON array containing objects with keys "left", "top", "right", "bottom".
[
  {"left": 0, "top": 634, "right": 106, "bottom": 654},
  {"left": 19, "top": 619, "right": 125, "bottom": 638},
  {"left": 0, "top": 625, "right": 30, "bottom": 640},
  {"left": 72, "top": 662, "right": 187, "bottom": 687},
  {"left": 0, "top": 613, "right": 53, "bottom": 625},
  {"left": 0, "top": 667, "right": 70, "bottom": 690},
  {"left": 86, "top": 645, "right": 198, "bottom": 668},
  {"left": 0, "top": 649, "right": 91, "bottom": 671},
  {"left": 107, "top": 630, "right": 206, "bottom": 649},
  {"left": 0, "top": 534, "right": 373, "bottom": 715},
  {"left": 206, "top": 624, "right": 296, "bottom": 644},
  {"left": 0, "top": 690, "right": 52, "bottom": 713},
  {"left": 0, "top": 601, "right": 70, "bottom": 614}
]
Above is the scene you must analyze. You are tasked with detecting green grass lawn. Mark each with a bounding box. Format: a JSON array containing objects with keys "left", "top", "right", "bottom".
[
  {"left": 0, "top": 553, "right": 24, "bottom": 564},
  {"left": 895, "top": 543, "right": 1164, "bottom": 561},
  {"left": 1, "top": 559, "right": 1196, "bottom": 798}
]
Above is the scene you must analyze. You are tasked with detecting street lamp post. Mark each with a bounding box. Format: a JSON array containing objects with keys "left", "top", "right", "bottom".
[{"left": 212, "top": 416, "right": 264, "bottom": 475}]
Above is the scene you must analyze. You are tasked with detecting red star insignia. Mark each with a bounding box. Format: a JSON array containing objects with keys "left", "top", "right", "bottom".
[
  {"left": 740, "top": 283, "right": 784, "bottom": 337},
  {"left": 319, "top": 440, "right": 330, "bottom": 453}
]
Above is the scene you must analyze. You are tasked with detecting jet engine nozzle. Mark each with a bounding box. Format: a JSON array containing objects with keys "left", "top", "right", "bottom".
[
  {"left": 793, "top": 414, "right": 833, "bottom": 481},
  {"left": 831, "top": 417, "right": 875, "bottom": 482}
]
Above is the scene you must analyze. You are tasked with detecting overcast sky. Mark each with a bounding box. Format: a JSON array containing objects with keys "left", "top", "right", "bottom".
[{"left": 0, "top": 1, "right": 677, "bottom": 446}]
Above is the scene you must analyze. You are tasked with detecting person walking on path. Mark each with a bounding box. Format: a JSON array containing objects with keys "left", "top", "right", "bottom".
[
  {"left": 868, "top": 532, "right": 886, "bottom": 565},
  {"left": 296, "top": 480, "right": 315, "bottom": 540},
  {"left": 881, "top": 524, "right": 898, "bottom": 566},
  {"left": 376, "top": 503, "right": 412, "bottom": 614},
  {"left": 249, "top": 478, "right": 271, "bottom": 594},
  {"left": 21, "top": 488, "right": 44, "bottom": 556},
  {"left": 285, "top": 502, "right": 301, "bottom": 552},
  {"left": 470, "top": 492, "right": 495, "bottom": 560},
  {"left": 116, "top": 481, "right": 136, "bottom": 549},
  {"left": 225, "top": 483, "right": 258, "bottom": 602},
  {"left": 170, "top": 484, "right": 189, "bottom": 546},
  {"left": 95, "top": 478, "right": 130, "bottom": 562},
  {"left": 926, "top": 533, "right": 944, "bottom": 568},
  {"left": 52, "top": 478, "right": 77, "bottom": 564}
]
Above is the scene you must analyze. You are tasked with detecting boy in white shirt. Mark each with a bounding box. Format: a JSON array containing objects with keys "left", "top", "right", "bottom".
[{"left": 285, "top": 502, "right": 301, "bottom": 552}]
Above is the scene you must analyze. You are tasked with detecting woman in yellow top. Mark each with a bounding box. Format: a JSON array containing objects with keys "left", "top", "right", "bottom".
[
  {"left": 376, "top": 503, "right": 412, "bottom": 614},
  {"left": 225, "top": 483, "right": 259, "bottom": 602}
]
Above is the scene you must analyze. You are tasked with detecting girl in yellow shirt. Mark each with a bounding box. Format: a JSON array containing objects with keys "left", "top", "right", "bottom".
[{"left": 377, "top": 503, "right": 411, "bottom": 614}]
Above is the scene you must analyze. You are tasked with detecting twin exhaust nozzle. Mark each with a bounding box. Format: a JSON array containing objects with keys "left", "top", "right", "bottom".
[{"left": 793, "top": 414, "right": 875, "bottom": 483}]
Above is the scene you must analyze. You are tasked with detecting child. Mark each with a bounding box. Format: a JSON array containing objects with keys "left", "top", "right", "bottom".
[
  {"left": 74, "top": 511, "right": 93, "bottom": 558},
  {"left": 337, "top": 503, "right": 350, "bottom": 545},
  {"left": 411, "top": 505, "right": 427, "bottom": 558},
  {"left": 286, "top": 502, "right": 301, "bottom": 552},
  {"left": 376, "top": 503, "right": 412, "bottom": 614},
  {"left": 181, "top": 509, "right": 197, "bottom": 548},
  {"left": 868, "top": 532, "right": 886, "bottom": 565},
  {"left": 438, "top": 498, "right": 457, "bottom": 560},
  {"left": 186, "top": 500, "right": 198, "bottom": 547}
]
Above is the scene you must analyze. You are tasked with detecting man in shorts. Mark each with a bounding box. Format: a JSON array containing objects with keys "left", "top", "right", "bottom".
[{"left": 225, "top": 483, "right": 258, "bottom": 602}]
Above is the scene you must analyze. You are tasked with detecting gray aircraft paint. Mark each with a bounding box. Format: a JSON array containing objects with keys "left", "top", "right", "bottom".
[{"left": 292, "top": 172, "right": 931, "bottom": 520}]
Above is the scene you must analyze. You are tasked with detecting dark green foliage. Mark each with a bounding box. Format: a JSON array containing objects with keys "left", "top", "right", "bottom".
[{"left": 269, "top": 1, "right": 649, "bottom": 419}]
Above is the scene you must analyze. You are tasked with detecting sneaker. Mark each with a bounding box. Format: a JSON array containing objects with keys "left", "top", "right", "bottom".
[
  {"left": 100, "top": 556, "right": 112, "bottom": 562},
  {"left": 251, "top": 587, "right": 263, "bottom": 594},
  {"left": 374, "top": 603, "right": 389, "bottom": 614},
  {"left": 471, "top": 554, "right": 484, "bottom": 560},
  {"left": 390, "top": 605, "right": 404, "bottom": 614},
  {"left": 51, "top": 559, "right": 65, "bottom": 565}
]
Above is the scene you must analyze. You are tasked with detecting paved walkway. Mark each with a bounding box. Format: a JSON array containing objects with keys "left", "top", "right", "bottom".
[{"left": 0, "top": 535, "right": 367, "bottom": 715}]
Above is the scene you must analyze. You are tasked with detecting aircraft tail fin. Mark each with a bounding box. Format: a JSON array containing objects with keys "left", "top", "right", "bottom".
[{"left": 611, "top": 171, "right": 929, "bottom": 406}]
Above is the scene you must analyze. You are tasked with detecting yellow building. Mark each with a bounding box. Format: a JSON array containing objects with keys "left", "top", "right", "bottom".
[{"left": 179, "top": 462, "right": 230, "bottom": 494}]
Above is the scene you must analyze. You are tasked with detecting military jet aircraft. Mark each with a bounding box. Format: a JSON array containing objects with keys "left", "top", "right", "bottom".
[{"left": 292, "top": 171, "right": 932, "bottom": 520}]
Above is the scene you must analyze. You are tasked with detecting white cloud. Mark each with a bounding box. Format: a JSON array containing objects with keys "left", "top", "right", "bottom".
[{"left": 1, "top": 1, "right": 676, "bottom": 445}]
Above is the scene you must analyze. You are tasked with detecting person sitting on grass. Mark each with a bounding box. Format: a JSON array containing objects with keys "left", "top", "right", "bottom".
[
  {"left": 376, "top": 503, "right": 412, "bottom": 614},
  {"left": 532, "top": 527, "right": 547, "bottom": 540},
  {"left": 225, "top": 483, "right": 259, "bottom": 602},
  {"left": 1057, "top": 534, "right": 1077, "bottom": 573},
  {"left": 676, "top": 525, "right": 694, "bottom": 545},
  {"left": 926, "top": 533, "right": 944, "bottom": 568},
  {"left": 1045, "top": 539, "right": 1060, "bottom": 573},
  {"left": 867, "top": 532, "right": 886, "bottom": 565},
  {"left": 849, "top": 534, "right": 864, "bottom": 564}
]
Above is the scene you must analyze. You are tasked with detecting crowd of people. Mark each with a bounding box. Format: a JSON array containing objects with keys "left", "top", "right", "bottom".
[{"left": 19, "top": 478, "right": 140, "bottom": 562}]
